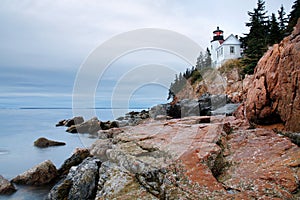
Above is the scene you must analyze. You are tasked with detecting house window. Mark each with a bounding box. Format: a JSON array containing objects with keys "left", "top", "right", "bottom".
[{"left": 230, "top": 46, "right": 235, "bottom": 54}]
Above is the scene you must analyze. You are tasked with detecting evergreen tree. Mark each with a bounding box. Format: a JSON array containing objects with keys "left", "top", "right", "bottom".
[
  {"left": 278, "top": 4, "right": 288, "bottom": 37},
  {"left": 287, "top": 0, "right": 300, "bottom": 34},
  {"left": 196, "top": 52, "right": 205, "bottom": 70},
  {"left": 242, "top": 0, "right": 269, "bottom": 74},
  {"left": 196, "top": 48, "right": 212, "bottom": 70},
  {"left": 204, "top": 48, "right": 212, "bottom": 68},
  {"left": 268, "top": 13, "right": 281, "bottom": 45}
]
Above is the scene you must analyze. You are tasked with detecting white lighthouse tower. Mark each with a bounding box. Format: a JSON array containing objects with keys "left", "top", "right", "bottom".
[{"left": 210, "top": 27, "right": 242, "bottom": 68}]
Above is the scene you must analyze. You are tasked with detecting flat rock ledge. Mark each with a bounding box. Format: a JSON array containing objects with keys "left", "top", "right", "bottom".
[{"left": 45, "top": 115, "right": 300, "bottom": 199}]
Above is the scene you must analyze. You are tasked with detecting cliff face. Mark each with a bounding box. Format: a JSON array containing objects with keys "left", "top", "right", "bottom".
[
  {"left": 176, "top": 67, "right": 247, "bottom": 103},
  {"left": 245, "top": 19, "right": 300, "bottom": 132}
]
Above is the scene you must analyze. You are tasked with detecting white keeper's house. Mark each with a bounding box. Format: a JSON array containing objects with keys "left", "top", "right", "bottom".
[{"left": 210, "top": 27, "right": 242, "bottom": 68}]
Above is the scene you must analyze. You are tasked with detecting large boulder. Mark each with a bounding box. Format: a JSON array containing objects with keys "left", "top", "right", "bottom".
[
  {"left": 0, "top": 175, "right": 16, "bottom": 194},
  {"left": 245, "top": 19, "right": 300, "bottom": 132},
  {"left": 96, "top": 161, "right": 155, "bottom": 199},
  {"left": 58, "top": 148, "right": 91, "bottom": 176},
  {"left": 12, "top": 160, "right": 58, "bottom": 185},
  {"left": 47, "top": 157, "right": 100, "bottom": 200},
  {"left": 34, "top": 137, "right": 66, "bottom": 148}
]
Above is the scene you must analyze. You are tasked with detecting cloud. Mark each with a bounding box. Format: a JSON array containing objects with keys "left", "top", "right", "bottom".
[{"left": 0, "top": 0, "right": 294, "bottom": 70}]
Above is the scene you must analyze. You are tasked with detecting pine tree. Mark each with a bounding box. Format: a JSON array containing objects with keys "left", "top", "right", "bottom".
[
  {"left": 287, "top": 0, "right": 300, "bottom": 34},
  {"left": 196, "top": 52, "right": 205, "bottom": 70},
  {"left": 278, "top": 4, "right": 288, "bottom": 38},
  {"left": 268, "top": 13, "right": 281, "bottom": 45},
  {"left": 242, "top": 0, "right": 269, "bottom": 74},
  {"left": 204, "top": 48, "right": 212, "bottom": 68}
]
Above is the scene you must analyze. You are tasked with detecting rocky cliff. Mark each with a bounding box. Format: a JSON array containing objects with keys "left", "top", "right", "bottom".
[
  {"left": 245, "top": 19, "right": 300, "bottom": 132},
  {"left": 175, "top": 63, "right": 250, "bottom": 104}
]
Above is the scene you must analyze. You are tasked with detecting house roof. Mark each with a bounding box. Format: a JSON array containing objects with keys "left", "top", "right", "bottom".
[{"left": 222, "top": 34, "right": 241, "bottom": 45}]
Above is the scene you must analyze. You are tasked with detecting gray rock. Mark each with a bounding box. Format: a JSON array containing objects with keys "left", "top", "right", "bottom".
[
  {"left": 116, "top": 110, "right": 150, "bottom": 127},
  {"left": 65, "top": 116, "right": 84, "bottom": 127},
  {"left": 0, "top": 175, "right": 16, "bottom": 194},
  {"left": 97, "top": 128, "right": 123, "bottom": 139},
  {"left": 211, "top": 103, "right": 240, "bottom": 116},
  {"left": 96, "top": 161, "right": 156, "bottom": 199},
  {"left": 66, "top": 117, "right": 101, "bottom": 134},
  {"left": 56, "top": 116, "right": 84, "bottom": 127},
  {"left": 47, "top": 157, "right": 100, "bottom": 200},
  {"left": 211, "top": 94, "right": 229, "bottom": 110},
  {"left": 58, "top": 148, "right": 91, "bottom": 176},
  {"left": 12, "top": 160, "right": 58, "bottom": 185},
  {"left": 90, "top": 139, "right": 113, "bottom": 162},
  {"left": 180, "top": 99, "right": 200, "bottom": 117},
  {"left": 34, "top": 137, "right": 66, "bottom": 148}
]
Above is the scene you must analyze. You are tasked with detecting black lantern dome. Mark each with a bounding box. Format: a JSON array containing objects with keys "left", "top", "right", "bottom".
[{"left": 212, "top": 26, "right": 224, "bottom": 41}]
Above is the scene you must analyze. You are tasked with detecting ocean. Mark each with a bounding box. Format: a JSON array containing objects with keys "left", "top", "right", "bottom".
[
  {"left": 0, "top": 62, "right": 170, "bottom": 199},
  {"left": 0, "top": 108, "right": 94, "bottom": 199},
  {"left": 0, "top": 107, "right": 144, "bottom": 199}
]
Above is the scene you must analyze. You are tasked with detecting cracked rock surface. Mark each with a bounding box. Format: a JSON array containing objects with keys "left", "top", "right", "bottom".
[{"left": 245, "top": 18, "right": 300, "bottom": 132}]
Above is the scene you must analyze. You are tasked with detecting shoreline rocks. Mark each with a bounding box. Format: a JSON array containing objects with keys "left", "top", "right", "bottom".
[
  {"left": 34, "top": 137, "right": 66, "bottom": 148},
  {"left": 60, "top": 110, "right": 150, "bottom": 135},
  {"left": 0, "top": 175, "right": 16, "bottom": 194},
  {"left": 57, "top": 148, "right": 91, "bottom": 177},
  {"left": 47, "top": 157, "right": 100, "bottom": 200},
  {"left": 5, "top": 114, "right": 300, "bottom": 199},
  {"left": 12, "top": 160, "right": 58, "bottom": 186},
  {"left": 56, "top": 116, "right": 84, "bottom": 127},
  {"left": 150, "top": 93, "right": 236, "bottom": 119}
]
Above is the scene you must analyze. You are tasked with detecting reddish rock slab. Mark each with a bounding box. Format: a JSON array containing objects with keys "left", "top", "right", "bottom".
[{"left": 220, "top": 128, "right": 300, "bottom": 199}]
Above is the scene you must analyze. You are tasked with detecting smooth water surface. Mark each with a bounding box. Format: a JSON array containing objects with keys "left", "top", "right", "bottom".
[{"left": 0, "top": 108, "right": 96, "bottom": 199}]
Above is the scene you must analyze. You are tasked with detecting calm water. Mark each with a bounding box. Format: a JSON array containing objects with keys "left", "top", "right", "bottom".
[{"left": 0, "top": 108, "right": 133, "bottom": 200}]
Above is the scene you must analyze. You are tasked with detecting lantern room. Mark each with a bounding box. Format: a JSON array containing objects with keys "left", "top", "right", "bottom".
[{"left": 212, "top": 26, "right": 224, "bottom": 41}]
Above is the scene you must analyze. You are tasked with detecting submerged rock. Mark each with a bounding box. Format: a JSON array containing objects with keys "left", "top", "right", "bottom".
[
  {"left": 34, "top": 137, "right": 66, "bottom": 148},
  {"left": 0, "top": 175, "right": 16, "bottom": 194},
  {"left": 12, "top": 160, "right": 58, "bottom": 185}
]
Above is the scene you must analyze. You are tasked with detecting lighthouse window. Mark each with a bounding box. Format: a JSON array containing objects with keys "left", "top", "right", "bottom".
[{"left": 230, "top": 46, "right": 235, "bottom": 54}]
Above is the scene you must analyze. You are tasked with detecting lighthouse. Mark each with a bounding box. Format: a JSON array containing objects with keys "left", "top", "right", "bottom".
[{"left": 210, "top": 26, "right": 241, "bottom": 68}]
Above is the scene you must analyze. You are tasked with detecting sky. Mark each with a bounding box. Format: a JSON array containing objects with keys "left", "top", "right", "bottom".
[{"left": 0, "top": 0, "right": 295, "bottom": 110}]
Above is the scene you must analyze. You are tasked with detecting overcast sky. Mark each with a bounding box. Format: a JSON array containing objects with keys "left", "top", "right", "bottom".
[
  {"left": 0, "top": 0, "right": 294, "bottom": 70},
  {"left": 0, "top": 0, "right": 295, "bottom": 111}
]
